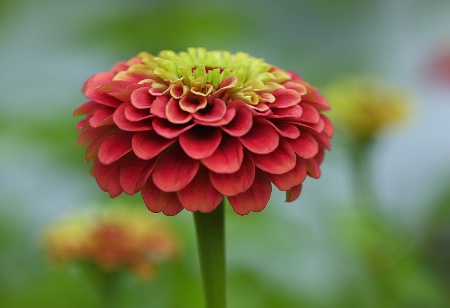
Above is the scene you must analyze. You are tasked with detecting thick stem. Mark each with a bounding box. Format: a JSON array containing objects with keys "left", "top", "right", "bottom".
[{"left": 193, "top": 199, "right": 227, "bottom": 308}]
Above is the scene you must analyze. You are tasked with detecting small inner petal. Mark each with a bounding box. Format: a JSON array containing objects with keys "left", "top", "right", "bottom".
[
  {"left": 193, "top": 98, "right": 227, "bottom": 122},
  {"left": 166, "top": 97, "right": 193, "bottom": 124},
  {"left": 179, "top": 94, "right": 208, "bottom": 113},
  {"left": 130, "top": 87, "right": 154, "bottom": 109}
]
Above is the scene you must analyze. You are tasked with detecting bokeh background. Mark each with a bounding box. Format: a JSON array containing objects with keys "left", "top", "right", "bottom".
[{"left": 1, "top": 0, "right": 450, "bottom": 307}]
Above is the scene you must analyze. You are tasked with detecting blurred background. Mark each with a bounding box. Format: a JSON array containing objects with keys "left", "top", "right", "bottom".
[{"left": 1, "top": 0, "right": 450, "bottom": 307}]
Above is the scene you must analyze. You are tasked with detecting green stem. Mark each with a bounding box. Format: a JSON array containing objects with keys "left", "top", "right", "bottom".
[
  {"left": 350, "top": 138, "right": 382, "bottom": 218},
  {"left": 100, "top": 271, "right": 120, "bottom": 308},
  {"left": 193, "top": 199, "right": 227, "bottom": 308},
  {"left": 351, "top": 139, "right": 373, "bottom": 204}
]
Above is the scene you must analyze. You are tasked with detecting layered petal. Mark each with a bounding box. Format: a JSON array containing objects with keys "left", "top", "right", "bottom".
[
  {"left": 252, "top": 138, "right": 296, "bottom": 174},
  {"left": 132, "top": 130, "right": 176, "bottom": 160},
  {"left": 92, "top": 158, "right": 123, "bottom": 197},
  {"left": 130, "top": 86, "right": 153, "bottom": 109},
  {"left": 179, "top": 126, "right": 222, "bottom": 159},
  {"left": 113, "top": 103, "right": 152, "bottom": 131},
  {"left": 288, "top": 133, "right": 319, "bottom": 159},
  {"left": 285, "top": 184, "right": 302, "bottom": 202},
  {"left": 177, "top": 167, "right": 223, "bottom": 212},
  {"left": 268, "top": 157, "right": 307, "bottom": 190},
  {"left": 201, "top": 135, "right": 243, "bottom": 174},
  {"left": 221, "top": 106, "right": 253, "bottom": 137},
  {"left": 98, "top": 133, "right": 133, "bottom": 165},
  {"left": 227, "top": 170, "right": 272, "bottom": 215},
  {"left": 152, "top": 146, "right": 200, "bottom": 192},
  {"left": 209, "top": 151, "right": 255, "bottom": 196},
  {"left": 142, "top": 181, "right": 184, "bottom": 216},
  {"left": 119, "top": 156, "right": 157, "bottom": 195},
  {"left": 152, "top": 118, "right": 196, "bottom": 139}
]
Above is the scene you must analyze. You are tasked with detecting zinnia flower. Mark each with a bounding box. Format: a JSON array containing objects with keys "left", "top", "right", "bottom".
[
  {"left": 324, "top": 76, "right": 408, "bottom": 141},
  {"left": 43, "top": 205, "right": 178, "bottom": 279},
  {"left": 74, "top": 48, "right": 333, "bottom": 215}
]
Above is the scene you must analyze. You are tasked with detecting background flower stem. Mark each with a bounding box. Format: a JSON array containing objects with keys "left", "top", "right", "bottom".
[{"left": 193, "top": 199, "right": 227, "bottom": 308}]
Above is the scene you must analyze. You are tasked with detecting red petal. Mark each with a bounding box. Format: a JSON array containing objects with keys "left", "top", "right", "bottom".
[
  {"left": 77, "top": 126, "right": 115, "bottom": 146},
  {"left": 170, "top": 83, "right": 189, "bottom": 99},
  {"left": 89, "top": 108, "right": 114, "bottom": 127},
  {"left": 306, "top": 157, "right": 321, "bottom": 179},
  {"left": 194, "top": 107, "right": 236, "bottom": 127},
  {"left": 252, "top": 138, "right": 296, "bottom": 174},
  {"left": 124, "top": 105, "right": 153, "bottom": 122},
  {"left": 98, "top": 133, "right": 133, "bottom": 165},
  {"left": 166, "top": 97, "right": 193, "bottom": 124},
  {"left": 130, "top": 87, "right": 154, "bottom": 109},
  {"left": 285, "top": 184, "right": 302, "bottom": 202},
  {"left": 288, "top": 133, "right": 319, "bottom": 159},
  {"left": 179, "top": 126, "right": 222, "bottom": 159},
  {"left": 177, "top": 168, "right": 223, "bottom": 213},
  {"left": 271, "top": 105, "right": 303, "bottom": 118},
  {"left": 209, "top": 151, "right": 255, "bottom": 196},
  {"left": 240, "top": 122, "right": 279, "bottom": 154},
  {"left": 321, "top": 115, "right": 334, "bottom": 138},
  {"left": 150, "top": 96, "right": 169, "bottom": 119},
  {"left": 113, "top": 103, "right": 153, "bottom": 131},
  {"left": 119, "top": 156, "right": 157, "bottom": 195},
  {"left": 141, "top": 181, "right": 184, "bottom": 216},
  {"left": 299, "top": 104, "right": 320, "bottom": 123},
  {"left": 179, "top": 94, "right": 207, "bottom": 113},
  {"left": 311, "top": 116, "right": 325, "bottom": 132},
  {"left": 272, "top": 88, "right": 301, "bottom": 108},
  {"left": 73, "top": 101, "right": 97, "bottom": 116},
  {"left": 221, "top": 106, "right": 253, "bottom": 137},
  {"left": 301, "top": 85, "right": 331, "bottom": 110},
  {"left": 193, "top": 98, "right": 227, "bottom": 122},
  {"left": 92, "top": 158, "right": 123, "bottom": 197},
  {"left": 76, "top": 119, "right": 86, "bottom": 130},
  {"left": 227, "top": 169, "right": 272, "bottom": 215},
  {"left": 132, "top": 130, "right": 176, "bottom": 160},
  {"left": 269, "top": 121, "right": 300, "bottom": 139},
  {"left": 152, "top": 146, "right": 200, "bottom": 192},
  {"left": 282, "top": 81, "right": 307, "bottom": 94},
  {"left": 109, "top": 84, "right": 144, "bottom": 103},
  {"left": 201, "top": 135, "right": 243, "bottom": 174},
  {"left": 83, "top": 72, "right": 122, "bottom": 107},
  {"left": 152, "top": 118, "right": 196, "bottom": 139},
  {"left": 97, "top": 80, "right": 134, "bottom": 94},
  {"left": 85, "top": 134, "right": 108, "bottom": 161},
  {"left": 268, "top": 157, "right": 307, "bottom": 190}
]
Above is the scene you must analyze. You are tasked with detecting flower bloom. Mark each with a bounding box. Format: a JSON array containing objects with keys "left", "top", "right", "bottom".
[
  {"left": 324, "top": 76, "right": 408, "bottom": 141},
  {"left": 74, "top": 48, "right": 333, "bottom": 215},
  {"left": 43, "top": 206, "right": 178, "bottom": 279}
]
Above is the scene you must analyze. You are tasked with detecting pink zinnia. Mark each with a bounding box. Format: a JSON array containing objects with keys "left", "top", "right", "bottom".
[{"left": 74, "top": 48, "right": 333, "bottom": 215}]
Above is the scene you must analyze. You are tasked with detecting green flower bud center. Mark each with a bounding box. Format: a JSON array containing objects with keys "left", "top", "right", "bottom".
[{"left": 122, "top": 48, "right": 292, "bottom": 105}]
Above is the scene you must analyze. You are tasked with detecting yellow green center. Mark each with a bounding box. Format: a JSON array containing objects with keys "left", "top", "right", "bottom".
[{"left": 117, "top": 48, "right": 292, "bottom": 105}]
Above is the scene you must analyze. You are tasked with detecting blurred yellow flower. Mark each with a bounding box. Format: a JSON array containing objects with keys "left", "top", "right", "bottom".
[
  {"left": 324, "top": 76, "right": 409, "bottom": 141},
  {"left": 43, "top": 205, "right": 179, "bottom": 280}
]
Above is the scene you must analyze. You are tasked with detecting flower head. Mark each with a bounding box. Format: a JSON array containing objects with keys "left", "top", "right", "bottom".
[
  {"left": 43, "top": 205, "right": 178, "bottom": 279},
  {"left": 74, "top": 48, "right": 333, "bottom": 215},
  {"left": 324, "top": 76, "right": 408, "bottom": 141}
]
